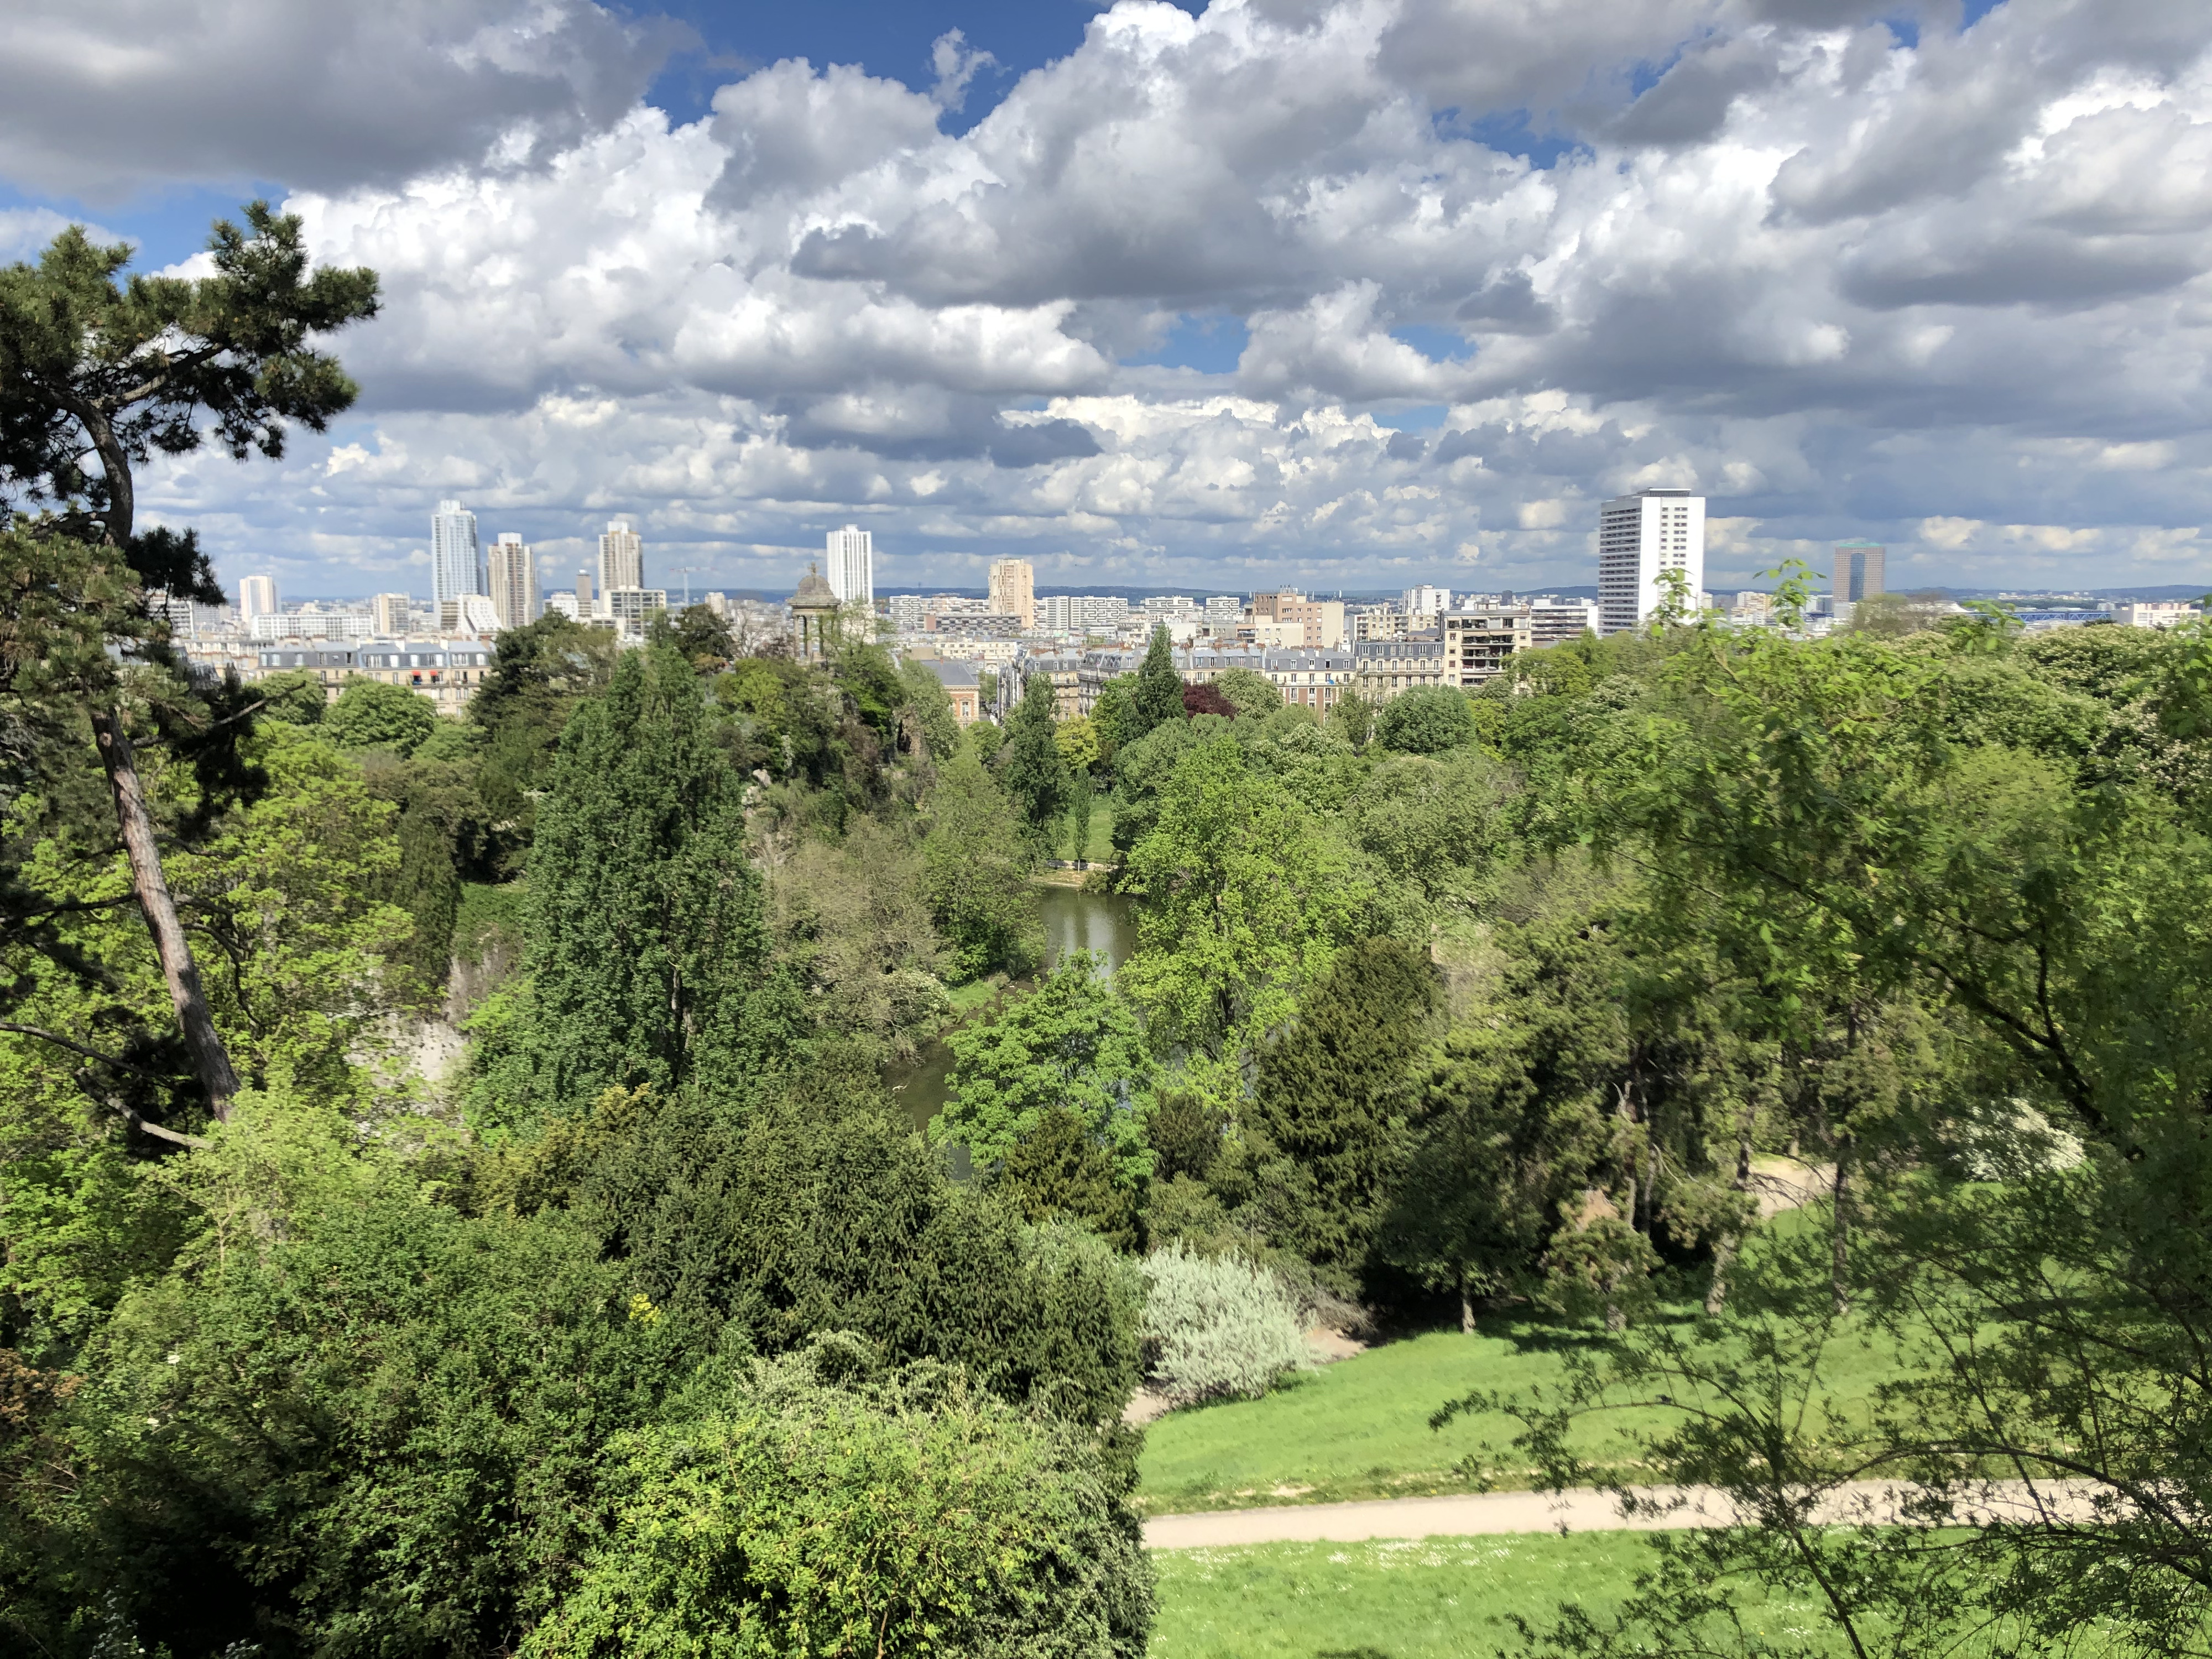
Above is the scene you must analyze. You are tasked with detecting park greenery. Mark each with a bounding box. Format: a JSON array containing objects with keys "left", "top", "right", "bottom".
[{"left": 6, "top": 208, "right": 2212, "bottom": 1658}]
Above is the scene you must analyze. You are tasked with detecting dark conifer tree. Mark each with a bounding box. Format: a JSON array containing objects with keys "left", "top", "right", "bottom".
[
  {"left": 1247, "top": 936, "right": 1438, "bottom": 1295},
  {"left": 1130, "top": 623, "right": 1185, "bottom": 737},
  {"left": 998, "top": 671, "right": 1067, "bottom": 840},
  {"left": 508, "top": 641, "right": 771, "bottom": 1113}
]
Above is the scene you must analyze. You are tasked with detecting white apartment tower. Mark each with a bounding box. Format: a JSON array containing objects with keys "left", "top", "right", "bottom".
[
  {"left": 488, "top": 534, "right": 540, "bottom": 630},
  {"left": 826, "top": 525, "right": 873, "bottom": 606},
  {"left": 238, "top": 574, "right": 279, "bottom": 620},
  {"left": 988, "top": 558, "right": 1036, "bottom": 629},
  {"left": 431, "top": 500, "right": 482, "bottom": 608},
  {"left": 1597, "top": 488, "right": 1705, "bottom": 635},
  {"left": 598, "top": 518, "right": 643, "bottom": 594}
]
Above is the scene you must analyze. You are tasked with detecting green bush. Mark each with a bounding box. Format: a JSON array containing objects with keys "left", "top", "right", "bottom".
[
  {"left": 526, "top": 1338, "right": 1152, "bottom": 1659},
  {"left": 1374, "top": 684, "right": 1477, "bottom": 754},
  {"left": 1139, "top": 1244, "right": 1310, "bottom": 1404},
  {"left": 323, "top": 677, "right": 440, "bottom": 754}
]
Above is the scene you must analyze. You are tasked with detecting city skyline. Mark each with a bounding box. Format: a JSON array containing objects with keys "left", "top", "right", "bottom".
[{"left": 20, "top": 0, "right": 2202, "bottom": 601}]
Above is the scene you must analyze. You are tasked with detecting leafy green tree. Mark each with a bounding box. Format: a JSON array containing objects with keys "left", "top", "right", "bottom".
[
  {"left": 936, "top": 954, "right": 1157, "bottom": 1188},
  {"left": 1348, "top": 749, "right": 1517, "bottom": 919},
  {"left": 1091, "top": 674, "right": 1141, "bottom": 759},
  {"left": 527, "top": 1340, "right": 1152, "bottom": 1659},
  {"left": 661, "top": 602, "right": 734, "bottom": 673},
  {"left": 1117, "top": 733, "right": 1375, "bottom": 1099},
  {"left": 253, "top": 669, "right": 327, "bottom": 724},
  {"left": 1374, "top": 684, "right": 1477, "bottom": 754},
  {"left": 896, "top": 658, "right": 963, "bottom": 760},
  {"left": 770, "top": 817, "right": 948, "bottom": 1065},
  {"left": 0, "top": 207, "right": 378, "bottom": 1117},
  {"left": 999, "top": 671, "right": 1069, "bottom": 840},
  {"left": 920, "top": 750, "right": 1042, "bottom": 981},
  {"left": 472, "top": 644, "right": 770, "bottom": 1124},
  {"left": 1212, "top": 666, "right": 1282, "bottom": 718},
  {"left": 1244, "top": 938, "right": 1437, "bottom": 1296},
  {"left": 322, "top": 678, "right": 438, "bottom": 755},
  {"left": 1129, "top": 625, "right": 1185, "bottom": 737},
  {"left": 1327, "top": 687, "right": 1374, "bottom": 748},
  {"left": 468, "top": 612, "right": 618, "bottom": 849}
]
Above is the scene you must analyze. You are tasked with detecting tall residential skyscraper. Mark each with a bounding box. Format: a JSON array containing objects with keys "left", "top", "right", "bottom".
[
  {"left": 431, "top": 500, "right": 482, "bottom": 608},
  {"left": 577, "top": 566, "right": 596, "bottom": 618},
  {"left": 826, "top": 524, "right": 873, "bottom": 606},
  {"left": 239, "top": 574, "right": 279, "bottom": 619},
  {"left": 598, "top": 518, "right": 643, "bottom": 594},
  {"left": 487, "top": 534, "right": 540, "bottom": 629},
  {"left": 1833, "top": 541, "right": 1886, "bottom": 603},
  {"left": 1597, "top": 488, "right": 1705, "bottom": 635},
  {"left": 988, "top": 557, "right": 1036, "bottom": 628}
]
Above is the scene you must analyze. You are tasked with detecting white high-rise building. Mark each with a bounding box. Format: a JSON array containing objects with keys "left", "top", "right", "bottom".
[
  {"left": 431, "top": 500, "right": 482, "bottom": 609},
  {"left": 1597, "top": 488, "right": 1705, "bottom": 635},
  {"left": 598, "top": 518, "right": 643, "bottom": 594},
  {"left": 1403, "top": 584, "right": 1452, "bottom": 620},
  {"left": 239, "top": 574, "right": 279, "bottom": 619},
  {"left": 826, "top": 525, "right": 873, "bottom": 606},
  {"left": 487, "top": 534, "right": 540, "bottom": 630}
]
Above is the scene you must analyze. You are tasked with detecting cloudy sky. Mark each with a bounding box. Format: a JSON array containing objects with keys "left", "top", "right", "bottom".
[{"left": 3, "top": 0, "right": 2208, "bottom": 598}]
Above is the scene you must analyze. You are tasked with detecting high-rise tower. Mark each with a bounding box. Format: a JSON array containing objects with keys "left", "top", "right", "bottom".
[
  {"left": 239, "top": 574, "right": 279, "bottom": 619},
  {"left": 431, "top": 500, "right": 482, "bottom": 609},
  {"left": 598, "top": 518, "right": 643, "bottom": 594},
  {"left": 826, "top": 524, "right": 873, "bottom": 606},
  {"left": 1597, "top": 488, "right": 1705, "bottom": 635},
  {"left": 1833, "top": 541, "right": 1886, "bottom": 603},
  {"left": 988, "top": 557, "right": 1035, "bottom": 628},
  {"left": 488, "top": 534, "right": 540, "bottom": 629}
]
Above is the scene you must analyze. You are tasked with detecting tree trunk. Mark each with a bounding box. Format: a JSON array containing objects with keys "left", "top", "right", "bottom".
[
  {"left": 1830, "top": 1136, "right": 1853, "bottom": 1316},
  {"left": 90, "top": 707, "right": 239, "bottom": 1119},
  {"left": 79, "top": 412, "right": 242, "bottom": 1121},
  {"left": 1460, "top": 1279, "right": 1476, "bottom": 1335},
  {"left": 1705, "top": 1116, "right": 1757, "bottom": 1316}
]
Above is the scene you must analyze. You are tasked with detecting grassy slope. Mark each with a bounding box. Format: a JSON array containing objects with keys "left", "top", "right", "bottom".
[
  {"left": 1138, "top": 1214, "right": 1905, "bottom": 1514},
  {"left": 1150, "top": 1534, "right": 1849, "bottom": 1659}
]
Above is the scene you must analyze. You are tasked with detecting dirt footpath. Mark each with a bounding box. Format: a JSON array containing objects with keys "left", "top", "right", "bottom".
[{"left": 1144, "top": 1480, "right": 2092, "bottom": 1548}]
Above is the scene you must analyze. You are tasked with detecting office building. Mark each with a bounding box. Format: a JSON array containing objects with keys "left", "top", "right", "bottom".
[
  {"left": 371, "top": 593, "right": 411, "bottom": 637},
  {"left": 440, "top": 593, "right": 501, "bottom": 634},
  {"left": 1597, "top": 488, "right": 1705, "bottom": 635},
  {"left": 239, "top": 574, "right": 279, "bottom": 620},
  {"left": 988, "top": 559, "right": 1036, "bottom": 629},
  {"left": 826, "top": 525, "right": 873, "bottom": 606},
  {"left": 487, "top": 534, "right": 540, "bottom": 629},
  {"left": 431, "top": 500, "right": 482, "bottom": 609},
  {"left": 576, "top": 566, "right": 596, "bottom": 618},
  {"left": 1833, "top": 541, "right": 1886, "bottom": 603},
  {"left": 1404, "top": 585, "right": 1452, "bottom": 620},
  {"left": 598, "top": 518, "right": 643, "bottom": 595}
]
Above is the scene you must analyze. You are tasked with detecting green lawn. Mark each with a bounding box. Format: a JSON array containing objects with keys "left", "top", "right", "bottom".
[
  {"left": 1138, "top": 1219, "right": 1906, "bottom": 1514},
  {"left": 1150, "top": 1533, "right": 1858, "bottom": 1659},
  {"left": 1138, "top": 1324, "right": 1654, "bottom": 1514}
]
